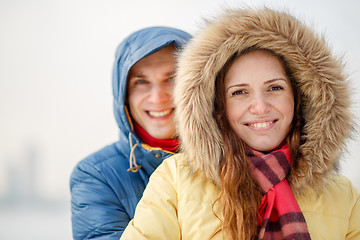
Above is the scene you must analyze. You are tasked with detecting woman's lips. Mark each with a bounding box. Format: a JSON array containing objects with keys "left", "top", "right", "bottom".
[{"left": 246, "top": 120, "right": 277, "bottom": 130}]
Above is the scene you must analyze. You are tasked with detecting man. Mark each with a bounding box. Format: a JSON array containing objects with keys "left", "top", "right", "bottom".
[{"left": 70, "top": 27, "right": 191, "bottom": 239}]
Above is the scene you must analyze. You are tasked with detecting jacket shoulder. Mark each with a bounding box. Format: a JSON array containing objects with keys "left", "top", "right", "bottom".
[
  {"left": 298, "top": 175, "right": 360, "bottom": 239},
  {"left": 70, "top": 143, "right": 127, "bottom": 186},
  {"left": 70, "top": 142, "right": 146, "bottom": 240},
  {"left": 299, "top": 175, "right": 359, "bottom": 215},
  {"left": 121, "top": 154, "right": 222, "bottom": 240},
  {"left": 323, "top": 175, "right": 359, "bottom": 206}
]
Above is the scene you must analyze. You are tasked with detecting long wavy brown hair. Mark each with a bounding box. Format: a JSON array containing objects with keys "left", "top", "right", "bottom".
[{"left": 213, "top": 47, "right": 304, "bottom": 240}]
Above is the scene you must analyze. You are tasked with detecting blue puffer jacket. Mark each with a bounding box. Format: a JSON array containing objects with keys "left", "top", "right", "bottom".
[{"left": 70, "top": 27, "right": 191, "bottom": 240}]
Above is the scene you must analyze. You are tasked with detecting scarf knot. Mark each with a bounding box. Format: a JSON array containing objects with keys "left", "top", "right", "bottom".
[{"left": 247, "top": 144, "right": 311, "bottom": 240}]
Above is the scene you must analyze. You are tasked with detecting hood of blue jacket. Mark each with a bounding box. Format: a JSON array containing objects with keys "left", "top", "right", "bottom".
[{"left": 112, "top": 27, "right": 191, "bottom": 145}]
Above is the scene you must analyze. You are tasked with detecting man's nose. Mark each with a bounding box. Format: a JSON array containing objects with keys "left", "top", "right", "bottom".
[{"left": 148, "top": 84, "right": 170, "bottom": 103}]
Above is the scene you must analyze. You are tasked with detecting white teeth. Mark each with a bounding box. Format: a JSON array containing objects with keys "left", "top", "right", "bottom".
[
  {"left": 249, "top": 121, "right": 273, "bottom": 128},
  {"left": 148, "top": 109, "right": 173, "bottom": 118}
]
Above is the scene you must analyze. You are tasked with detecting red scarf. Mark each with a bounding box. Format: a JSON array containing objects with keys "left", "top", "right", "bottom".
[
  {"left": 247, "top": 144, "right": 311, "bottom": 240},
  {"left": 133, "top": 122, "right": 179, "bottom": 152}
]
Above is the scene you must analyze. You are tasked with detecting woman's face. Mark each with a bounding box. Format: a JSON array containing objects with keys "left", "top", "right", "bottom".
[{"left": 224, "top": 50, "right": 294, "bottom": 152}]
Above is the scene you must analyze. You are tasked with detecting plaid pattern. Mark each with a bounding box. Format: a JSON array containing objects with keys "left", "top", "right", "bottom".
[{"left": 247, "top": 144, "right": 311, "bottom": 240}]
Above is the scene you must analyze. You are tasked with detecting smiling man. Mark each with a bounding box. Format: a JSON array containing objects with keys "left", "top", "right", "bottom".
[
  {"left": 70, "top": 27, "right": 191, "bottom": 240},
  {"left": 127, "top": 45, "right": 177, "bottom": 141}
]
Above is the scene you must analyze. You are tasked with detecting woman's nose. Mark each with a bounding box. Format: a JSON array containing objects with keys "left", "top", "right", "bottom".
[{"left": 249, "top": 94, "right": 271, "bottom": 115}]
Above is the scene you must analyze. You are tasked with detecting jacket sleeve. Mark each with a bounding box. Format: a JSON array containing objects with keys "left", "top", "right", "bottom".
[
  {"left": 120, "top": 156, "right": 180, "bottom": 239},
  {"left": 70, "top": 160, "right": 130, "bottom": 240},
  {"left": 346, "top": 183, "right": 360, "bottom": 240}
]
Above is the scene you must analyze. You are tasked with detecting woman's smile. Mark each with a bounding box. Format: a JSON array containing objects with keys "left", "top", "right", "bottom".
[{"left": 245, "top": 119, "right": 277, "bottom": 130}]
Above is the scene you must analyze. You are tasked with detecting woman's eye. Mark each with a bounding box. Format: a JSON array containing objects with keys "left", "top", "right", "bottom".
[
  {"left": 232, "top": 89, "right": 246, "bottom": 96},
  {"left": 269, "top": 85, "right": 284, "bottom": 91}
]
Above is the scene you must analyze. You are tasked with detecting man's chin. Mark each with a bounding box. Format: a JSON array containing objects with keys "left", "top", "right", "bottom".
[{"left": 147, "top": 128, "right": 175, "bottom": 140}]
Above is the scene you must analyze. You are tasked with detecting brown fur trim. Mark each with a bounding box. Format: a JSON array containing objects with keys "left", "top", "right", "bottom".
[{"left": 174, "top": 8, "right": 352, "bottom": 192}]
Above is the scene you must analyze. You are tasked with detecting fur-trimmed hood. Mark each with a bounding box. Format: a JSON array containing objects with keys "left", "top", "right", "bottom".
[{"left": 174, "top": 8, "right": 352, "bottom": 192}]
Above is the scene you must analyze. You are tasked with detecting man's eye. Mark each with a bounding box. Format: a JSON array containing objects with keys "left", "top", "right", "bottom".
[{"left": 135, "top": 79, "right": 148, "bottom": 85}]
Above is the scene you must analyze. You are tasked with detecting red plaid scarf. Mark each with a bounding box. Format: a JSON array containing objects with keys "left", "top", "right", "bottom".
[{"left": 246, "top": 144, "right": 311, "bottom": 240}]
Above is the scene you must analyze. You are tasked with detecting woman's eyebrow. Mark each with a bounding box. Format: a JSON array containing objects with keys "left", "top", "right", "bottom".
[
  {"left": 226, "top": 78, "right": 288, "bottom": 92},
  {"left": 226, "top": 83, "right": 248, "bottom": 92},
  {"left": 264, "top": 78, "right": 287, "bottom": 84}
]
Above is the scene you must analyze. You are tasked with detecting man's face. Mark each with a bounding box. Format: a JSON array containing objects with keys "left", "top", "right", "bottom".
[{"left": 127, "top": 45, "right": 177, "bottom": 139}]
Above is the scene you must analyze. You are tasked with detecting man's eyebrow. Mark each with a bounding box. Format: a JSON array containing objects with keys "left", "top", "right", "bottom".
[
  {"left": 166, "top": 71, "right": 176, "bottom": 76},
  {"left": 131, "top": 74, "right": 146, "bottom": 78},
  {"left": 131, "top": 71, "right": 176, "bottom": 78}
]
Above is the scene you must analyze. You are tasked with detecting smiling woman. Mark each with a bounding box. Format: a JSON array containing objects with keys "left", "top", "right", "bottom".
[
  {"left": 121, "top": 7, "right": 360, "bottom": 240},
  {"left": 222, "top": 50, "right": 295, "bottom": 152}
]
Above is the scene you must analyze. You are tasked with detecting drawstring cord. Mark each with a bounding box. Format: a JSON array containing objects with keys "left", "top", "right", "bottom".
[{"left": 127, "top": 132, "right": 142, "bottom": 172}]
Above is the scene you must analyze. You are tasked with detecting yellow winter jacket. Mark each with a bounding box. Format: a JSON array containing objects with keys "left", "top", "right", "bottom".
[{"left": 121, "top": 154, "right": 360, "bottom": 239}]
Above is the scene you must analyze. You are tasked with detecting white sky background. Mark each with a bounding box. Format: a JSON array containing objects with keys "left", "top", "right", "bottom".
[{"left": 0, "top": 0, "right": 360, "bottom": 237}]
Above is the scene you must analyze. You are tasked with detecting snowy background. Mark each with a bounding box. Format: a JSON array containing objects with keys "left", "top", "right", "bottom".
[{"left": 1, "top": 0, "right": 359, "bottom": 239}]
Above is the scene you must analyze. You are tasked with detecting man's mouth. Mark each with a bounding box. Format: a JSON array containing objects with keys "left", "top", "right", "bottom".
[{"left": 147, "top": 109, "right": 174, "bottom": 118}]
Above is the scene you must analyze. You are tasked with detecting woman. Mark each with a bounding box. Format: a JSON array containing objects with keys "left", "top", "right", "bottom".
[{"left": 121, "top": 8, "right": 360, "bottom": 240}]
